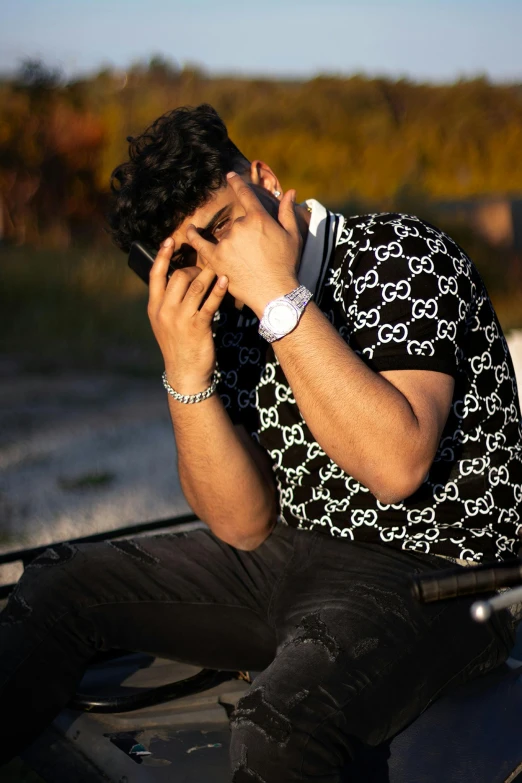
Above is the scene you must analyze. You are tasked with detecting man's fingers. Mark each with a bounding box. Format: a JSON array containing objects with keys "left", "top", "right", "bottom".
[
  {"left": 197, "top": 276, "right": 229, "bottom": 326},
  {"left": 163, "top": 264, "right": 202, "bottom": 305},
  {"left": 173, "top": 264, "right": 218, "bottom": 311},
  {"left": 148, "top": 237, "right": 174, "bottom": 312},
  {"left": 278, "top": 189, "right": 300, "bottom": 243},
  {"left": 226, "top": 171, "right": 266, "bottom": 217},
  {"left": 185, "top": 224, "right": 216, "bottom": 264}
]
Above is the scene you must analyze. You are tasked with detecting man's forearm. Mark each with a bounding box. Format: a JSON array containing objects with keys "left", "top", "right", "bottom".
[
  {"left": 167, "top": 392, "right": 277, "bottom": 549},
  {"left": 269, "top": 303, "right": 450, "bottom": 503}
]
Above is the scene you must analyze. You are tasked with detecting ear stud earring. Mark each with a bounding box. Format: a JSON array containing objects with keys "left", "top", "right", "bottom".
[{"left": 274, "top": 190, "right": 281, "bottom": 197}]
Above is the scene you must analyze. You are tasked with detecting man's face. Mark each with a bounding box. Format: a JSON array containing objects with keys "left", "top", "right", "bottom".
[{"left": 168, "top": 170, "right": 280, "bottom": 271}]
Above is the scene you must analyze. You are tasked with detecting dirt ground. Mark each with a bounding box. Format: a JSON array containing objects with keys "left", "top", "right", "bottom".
[{"left": 0, "top": 372, "right": 191, "bottom": 585}]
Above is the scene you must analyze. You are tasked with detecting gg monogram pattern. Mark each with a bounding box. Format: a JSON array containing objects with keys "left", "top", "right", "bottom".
[{"left": 214, "top": 208, "right": 522, "bottom": 563}]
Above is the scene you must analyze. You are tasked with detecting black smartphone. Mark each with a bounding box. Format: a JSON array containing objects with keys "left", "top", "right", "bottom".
[{"left": 128, "top": 241, "right": 178, "bottom": 285}]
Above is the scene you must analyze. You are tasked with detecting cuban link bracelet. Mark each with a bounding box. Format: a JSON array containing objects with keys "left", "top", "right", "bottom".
[{"left": 162, "top": 368, "right": 221, "bottom": 404}]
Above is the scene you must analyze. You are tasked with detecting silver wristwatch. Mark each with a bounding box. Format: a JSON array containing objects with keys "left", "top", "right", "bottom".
[{"left": 258, "top": 285, "right": 313, "bottom": 343}]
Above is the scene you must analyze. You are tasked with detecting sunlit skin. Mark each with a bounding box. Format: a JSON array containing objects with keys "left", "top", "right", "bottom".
[
  {"left": 148, "top": 166, "right": 454, "bottom": 549},
  {"left": 166, "top": 159, "right": 311, "bottom": 308}
]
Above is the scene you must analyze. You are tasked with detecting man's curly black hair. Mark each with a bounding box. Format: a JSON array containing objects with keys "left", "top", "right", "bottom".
[{"left": 108, "top": 104, "right": 249, "bottom": 252}]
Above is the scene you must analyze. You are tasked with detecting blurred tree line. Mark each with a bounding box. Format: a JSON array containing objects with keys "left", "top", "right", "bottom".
[
  {"left": 1, "top": 57, "right": 522, "bottom": 248},
  {"left": 1, "top": 58, "right": 521, "bottom": 373}
]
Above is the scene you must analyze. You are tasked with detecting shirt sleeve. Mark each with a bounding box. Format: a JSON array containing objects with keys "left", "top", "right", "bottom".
[{"left": 341, "top": 215, "right": 476, "bottom": 377}]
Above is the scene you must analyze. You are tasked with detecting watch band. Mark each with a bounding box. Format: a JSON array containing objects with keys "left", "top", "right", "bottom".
[
  {"left": 285, "top": 285, "right": 313, "bottom": 309},
  {"left": 258, "top": 285, "right": 313, "bottom": 343}
]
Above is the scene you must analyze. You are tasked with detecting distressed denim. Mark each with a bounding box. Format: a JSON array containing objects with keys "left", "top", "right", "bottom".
[{"left": 0, "top": 524, "right": 515, "bottom": 780}]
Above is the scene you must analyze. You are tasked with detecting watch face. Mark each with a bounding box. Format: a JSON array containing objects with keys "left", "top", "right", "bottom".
[{"left": 267, "top": 301, "right": 298, "bottom": 335}]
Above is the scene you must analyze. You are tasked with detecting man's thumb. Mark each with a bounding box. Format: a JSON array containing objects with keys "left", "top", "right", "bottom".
[{"left": 278, "top": 189, "right": 299, "bottom": 239}]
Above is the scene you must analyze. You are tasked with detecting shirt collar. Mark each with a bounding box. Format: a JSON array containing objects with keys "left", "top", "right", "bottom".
[{"left": 298, "top": 199, "right": 344, "bottom": 296}]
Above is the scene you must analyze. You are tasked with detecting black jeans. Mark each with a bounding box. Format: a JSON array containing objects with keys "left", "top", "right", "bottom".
[{"left": 0, "top": 524, "right": 515, "bottom": 781}]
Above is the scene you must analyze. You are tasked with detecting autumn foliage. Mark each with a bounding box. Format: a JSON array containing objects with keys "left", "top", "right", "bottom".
[
  {"left": 1, "top": 59, "right": 522, "bottom": 371},
  {"left": 1, "top": 59, "right": 522, "bottom": 248}
]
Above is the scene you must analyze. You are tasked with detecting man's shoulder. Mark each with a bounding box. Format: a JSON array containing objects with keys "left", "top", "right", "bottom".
[
  {"left": 333, "top": 211, "right": 470, "bottom": 271},
  {"left": 339, "top": 211, "right": 453, "bottom": 243}
]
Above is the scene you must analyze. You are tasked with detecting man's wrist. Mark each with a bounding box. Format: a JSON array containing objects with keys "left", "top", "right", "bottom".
[
  {"left": 163, "top": 367, "right": 216, "bottom": 397},
  {"left": 258, "top": 284, "right": 313, "bottom": 343},
  {"left": 250, "top": 277, "right": 300, "bottom": 320}
]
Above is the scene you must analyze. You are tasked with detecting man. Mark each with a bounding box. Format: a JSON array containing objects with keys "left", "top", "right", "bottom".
[{"left": 1, "top": 104, "right": 521, "bottom": 780}]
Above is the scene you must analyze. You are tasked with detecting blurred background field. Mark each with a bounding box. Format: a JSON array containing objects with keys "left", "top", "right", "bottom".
[
  {"left": 1, "top": 241, "right": 157, "bottom": 375},
  {"left": 1, "top": 59, "right": 522, "bottom": 369}
]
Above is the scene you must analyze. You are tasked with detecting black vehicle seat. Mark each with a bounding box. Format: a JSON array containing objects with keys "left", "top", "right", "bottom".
[{"left": 349, "top": 633, "right": 522, "bottom": 783}]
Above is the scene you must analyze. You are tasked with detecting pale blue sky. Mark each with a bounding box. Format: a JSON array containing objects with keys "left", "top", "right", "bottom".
[{"left": 2, "top": 0, "right": 521, "bottom": 82}]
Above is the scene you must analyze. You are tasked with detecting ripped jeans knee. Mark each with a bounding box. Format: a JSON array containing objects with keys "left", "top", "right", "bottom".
[
  {"left": 229, "top": 680, "right": 346, "bottom": 783},
  {"left": 229, "top": 612, "right": 351, "bottom": 782},
  {"left": 230, "top": 685, "right": 305, "bottom": 783}
]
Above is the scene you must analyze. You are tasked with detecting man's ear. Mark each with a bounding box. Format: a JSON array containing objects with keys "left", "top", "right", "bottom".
[{"left": 249, "top": 160, "right": 282, "bottom": 199}]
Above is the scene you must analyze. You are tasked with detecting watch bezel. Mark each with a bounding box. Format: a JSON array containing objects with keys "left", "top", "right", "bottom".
[{"left": 264, "top": 298, "right": 299, "bottom": 337}]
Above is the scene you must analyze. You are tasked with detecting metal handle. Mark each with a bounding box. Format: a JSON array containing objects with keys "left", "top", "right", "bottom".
[
  {"left": 471, "top": 584, "right": 522, "bottom": 622},
  {"left": 412, "top": 560, "right": 522, "bottom": 603}
]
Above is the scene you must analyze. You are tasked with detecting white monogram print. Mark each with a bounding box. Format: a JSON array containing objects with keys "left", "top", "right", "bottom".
[
  {"left": 438, "top": 276, "right": 459, "bottom": 295},
  {"left": 378, "top": 323, "right": 408, "bottom": 343},
  {"left": 375, "top": 241, "right": 403, "bottom": 262},
  {"left": 355, "top": 308, "right": 380, "bottom": 329},
  {"left": 382, "top": 280, "right": 411, "bottom": 302},
  {"left": 214, "top": 210, "right": 522, "bottom": 564},
  {"left": 354, "top": 269, "right": 379, "bottom": 294},
  {"left": 409, "top": 255, "right": 434, "bottom": 275},
  {"left": 412, "top": 298, "right": 438, "bottom": 319},
  {"left": 437, "top": 320, "right": 457, "bottom": 340},
  {"left": 407, "top": 340, "right": 435, "bottom": 357}
]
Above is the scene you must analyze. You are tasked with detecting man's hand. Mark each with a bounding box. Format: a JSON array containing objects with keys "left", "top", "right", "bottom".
[
  {"left": 186, "top": 172, "right": 302, "bottom": 318},
  {"left": 148, "top": 239, "right": 229, "bottom": 393}
]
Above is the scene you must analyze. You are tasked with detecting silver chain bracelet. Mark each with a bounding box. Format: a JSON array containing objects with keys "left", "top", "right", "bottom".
[{"left": 162, "top": 368, "right": 221, "bottom": 404}]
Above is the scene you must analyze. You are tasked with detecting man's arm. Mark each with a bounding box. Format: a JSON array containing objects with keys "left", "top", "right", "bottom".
[
  {"left": 149, "top": 240, "right": 276, "bottom": 550},
  {"left": 185, "top": 175, "right": 454, "bottom": 504},
  {"left": 269, "top": 303, "right": 454, "bottom": 504},
  {"left": 168, "top": 395, "right": 277, "bottom": 549}
]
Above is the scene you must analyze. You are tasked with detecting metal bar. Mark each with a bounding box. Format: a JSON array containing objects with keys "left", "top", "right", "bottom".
[
  {"left": 471, "top": 584, "right": 522, "bottom": 622},
  {"left": 0, "top": 513, "right": 200, "bottom": 567}
]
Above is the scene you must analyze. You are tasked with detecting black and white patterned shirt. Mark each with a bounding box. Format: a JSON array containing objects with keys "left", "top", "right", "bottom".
[{"left": 214, "top": 201, "right": 522, "bottom": 563}]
